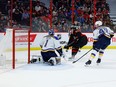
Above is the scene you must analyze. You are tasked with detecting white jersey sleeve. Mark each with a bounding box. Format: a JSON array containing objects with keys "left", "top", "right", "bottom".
[
  {"left": 93, "top": 26, "right": 114, "bottom": 40},
  {"left": 39, "top": 35, "right": 61, "bottom": 51},
  {"left": 93, "top": 29, "right": 99, "bottom": 40}
]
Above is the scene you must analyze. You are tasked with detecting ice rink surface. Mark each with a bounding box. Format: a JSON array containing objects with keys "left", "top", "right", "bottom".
[{"left": 0, "top": 49, "right": 116, "bottom": 87}]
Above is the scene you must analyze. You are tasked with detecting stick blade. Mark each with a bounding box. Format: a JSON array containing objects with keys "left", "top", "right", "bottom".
[{"left": 72, "top": 61, "right": 76, "bottom": 63}]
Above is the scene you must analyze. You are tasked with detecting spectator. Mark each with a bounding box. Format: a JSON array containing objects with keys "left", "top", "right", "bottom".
[
  {"left": 77, "top": 15, "right": 85, "bottom": 26},
  {"left": 21, "top": 10, "right": 29, "bottom": 25}
]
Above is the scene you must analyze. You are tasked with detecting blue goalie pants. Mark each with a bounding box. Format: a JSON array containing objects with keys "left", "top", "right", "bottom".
[{"left": 41, "top": 51, "right": 58, "bottom": 62}]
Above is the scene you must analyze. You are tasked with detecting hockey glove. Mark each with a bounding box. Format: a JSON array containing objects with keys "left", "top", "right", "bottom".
[
  {"left": 64, "top": 45, "right": 69, "bottom": 49},
  {"left": 110, "top": 34, "right": 114, "bottom": 38}
]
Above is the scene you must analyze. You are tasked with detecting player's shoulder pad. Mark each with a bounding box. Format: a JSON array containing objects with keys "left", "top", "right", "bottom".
[{"left": 54, "top": 36, "right": 59, "bottom": 40}]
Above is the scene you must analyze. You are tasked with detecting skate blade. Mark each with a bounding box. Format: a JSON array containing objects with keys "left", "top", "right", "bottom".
[
  {"left": 68, "top": 58, "right": 74, "bottom": 61},
  {"left": 84, "top": 64, "right": 91, "bottom": 67},
  {"left": 96, "top": 63, "right": 100, "bottom": 66}
]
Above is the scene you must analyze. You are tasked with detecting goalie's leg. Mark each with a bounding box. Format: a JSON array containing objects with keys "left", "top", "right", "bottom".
[
  {"left": 48, "top": 57, "right": 61, "bottom": 66},
  {"left": 30, "top": 55, "right": 43, "bottom": 63},
  {"left": 48, "top": 57, "right": 56, "bottom": 66}
]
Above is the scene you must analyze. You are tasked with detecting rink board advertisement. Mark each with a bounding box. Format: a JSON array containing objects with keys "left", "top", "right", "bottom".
[
  {"left": 34, "top": 33, "right": 116, "bottom": 49},
  {"left": 0, "top": 33, "right": 116, "bottom": 51}
]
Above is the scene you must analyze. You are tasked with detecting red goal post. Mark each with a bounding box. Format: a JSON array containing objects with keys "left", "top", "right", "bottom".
[
  {"left": 0, "top": 28, "right": 30, "bottom": 70},
  {"left": 12, "top": 29, "right": 31, "bottom": 69}
]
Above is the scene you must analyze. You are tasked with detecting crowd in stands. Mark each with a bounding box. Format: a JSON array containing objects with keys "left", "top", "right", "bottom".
[
  {"left": 51, "top": 0, "right": 115, "bottom": 32},
  {"left": 0, "top": 0, "right": 116, "bottom": 32}
]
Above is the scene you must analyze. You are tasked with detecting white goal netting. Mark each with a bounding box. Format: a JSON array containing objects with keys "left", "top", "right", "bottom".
[{"left": 0, "top": 29, "right": 30, "bottom": 73}]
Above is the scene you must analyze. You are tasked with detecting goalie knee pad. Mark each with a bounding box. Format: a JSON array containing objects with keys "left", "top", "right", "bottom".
[{"left": 56, "top": 57, "right": 61, "bottom": 65}]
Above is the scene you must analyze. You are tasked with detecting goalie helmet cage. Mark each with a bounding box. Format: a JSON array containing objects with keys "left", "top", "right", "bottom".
[{"left": 0, "top": 29, "right": 30, "bottom": 70}]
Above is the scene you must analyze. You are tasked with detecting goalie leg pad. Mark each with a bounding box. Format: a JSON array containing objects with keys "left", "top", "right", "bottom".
[{"left": 56, "top": 57, "right": 61, "bottom": 65}]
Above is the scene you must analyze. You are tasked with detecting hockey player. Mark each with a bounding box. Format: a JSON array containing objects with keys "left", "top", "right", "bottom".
[
  {"left": 64, "top": 24, "right": 88, "bottom": 59},
  {"left": 30, "top": 29, "right": 63, "bottom": 66},
  {"left": 85, "top": 21, "right": 114, "bottom": 65}
]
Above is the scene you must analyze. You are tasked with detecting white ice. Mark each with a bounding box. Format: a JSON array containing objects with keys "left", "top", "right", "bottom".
[{"left": 0, "top": 49, "right": 116, "bottom": 87}]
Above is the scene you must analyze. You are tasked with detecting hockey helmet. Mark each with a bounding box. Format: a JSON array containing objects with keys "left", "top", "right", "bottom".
[
  {"left": 95, "top": 21, "right": 102, "bottom": 27},
  {"left": 75, "top": 25, "right": 80, "bottom": 30},
  {"left": 48, "top": 29, "right": 54, "bottom": 35},
  {"left": 70, "top": 25, "right": 76, "bottom": 29}
]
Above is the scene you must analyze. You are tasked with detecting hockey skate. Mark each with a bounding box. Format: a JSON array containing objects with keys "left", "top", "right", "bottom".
[
  {"left": 85, "top": 60, "right": 91, "bottom": 66},
  {"left": 48, "top": 57, "right": 57, "bottom": 66},
  {"left": 96, "top": 58, "right": 101, "bottom": 64},
  {"left": 68, "top": 56, "right": 75, "bottom": 61}
]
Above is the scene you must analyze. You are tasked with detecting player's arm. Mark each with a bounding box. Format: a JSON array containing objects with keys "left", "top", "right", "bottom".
[
  {"left": 92, "top": 30, "right": 99, "bottom": 48},
  {"left": 109, "top": 28, "right": 114, "bottom": 38},
  {"left": 54, "top": 38, "right": 63, "bottom": 56},
  {"left": 64, "top": 34, "right": 79, "bottom": 49},
  {"left": 39, "top": 36, "right": 46, "bottom": 48}
]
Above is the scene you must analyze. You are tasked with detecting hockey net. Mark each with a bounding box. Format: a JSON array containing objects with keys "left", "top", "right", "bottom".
[{"left": 0, "top": 29, "right": 30, "bottom": 73}]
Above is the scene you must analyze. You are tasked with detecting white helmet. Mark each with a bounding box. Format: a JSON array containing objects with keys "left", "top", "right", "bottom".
[{"left": 95, "top": 21, "right": 102, "bottom": 27}]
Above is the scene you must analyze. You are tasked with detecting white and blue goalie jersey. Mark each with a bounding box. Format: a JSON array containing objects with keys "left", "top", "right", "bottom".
[{"left": 39, "top": 35, "right": 61, "bottom": 51}]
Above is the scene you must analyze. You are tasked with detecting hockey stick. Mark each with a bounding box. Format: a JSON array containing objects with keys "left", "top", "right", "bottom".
[
  {"left": 55, "top": 48, "right": 67, "bottom": 62},
  {"left": 72, "top": 48, "right": 93, "bottom": 63}
]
